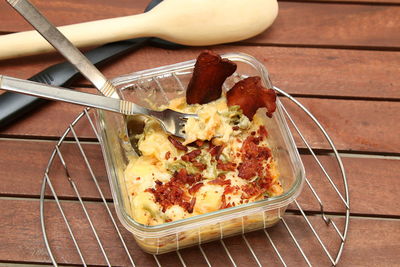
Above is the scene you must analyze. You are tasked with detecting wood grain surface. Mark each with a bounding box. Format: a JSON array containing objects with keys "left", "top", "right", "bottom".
[
  {"left": 0, "top": 199, "right": 398, "bottom": 266},
  {"left": 1, "top": 139, "right": 399, "bottom": 217},
  {"left": 1, "top": 46, "right": 400, "bottom": 99},
  {"left": 0, "top": 0, "right": 399, "bottom": 266},
  {"left": 1, "top": 97, "right": 398, "bottom": 154},
  {"left": 1, "top": 2, "right": 399, "bottom": 48}
]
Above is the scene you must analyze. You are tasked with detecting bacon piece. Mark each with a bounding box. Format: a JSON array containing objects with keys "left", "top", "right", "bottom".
[
  {"left": 257, "top": 125, "right": 268, "bottom": 138},
  {"left": 146, "top": 169, "right": 203, "bottom": 213},
  {"left": 208, "top": 177, "right": 231, "bottom": 186},
  {"left": 195, "top": 140, "right": 205, "bottom": 147},
  {"left": 238, "top": 135, "right": 271, "bottom": 180},
  {"left": 227, "top": 76, "right": 276, "bottom": 119},
  {"left": 238, "top": 160, "right": 262, "bottom": 180},
  {"left": 188, "top": 197, "right": 196, "bottom": 213},
  {"left": 192, "top": 161, "right": 207, "bottom": 171},
  {"left": 168, "top": 136, "right": 188, "bottom": 152},
  {"left": 173, "top": 168, "right": 202, "bottom": 185},
  {"left": 241, "top": 184, "right": 263, "bottom": 199},
  {"left": 186, "top": 50, "right": 237, "bottom": 104},
  {"left": 223, "top": 185, "right": 237, "bottom": 195},
  {"left": 216, "top": 160, "right": 237, "bottom": 171},
  {"left": 209, "top": 144, "right": 224, "bottom": 160},
  {"left": 181, "top": 149, "right": 201, "bottom": 162},
  {"left": 189, "top": 182, "right": 204, "bottom": 195}
]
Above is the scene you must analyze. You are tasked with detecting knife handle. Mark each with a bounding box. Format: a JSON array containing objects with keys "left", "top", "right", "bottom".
[{"left": 0, "top": 38, "right": 147, "bottom": 129}]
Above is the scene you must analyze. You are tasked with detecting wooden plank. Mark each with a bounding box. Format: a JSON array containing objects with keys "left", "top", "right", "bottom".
[
  {"left": 0, "top": 0, "right": 148, "bottom": 32},
  {"left": 249, "top": 2, "right": 400, "bottom": 48},
  {"left": 300, "top": 0, "right": 400, "bottom": 3},
  {"left": 0, "top": 139, "right": 112, "bottom": 200},
  {"left": 1, "top": 2, "right": 399, "bottom": 48},
  {"left": 1, "top": 139, "right": 399, "bottom": 217},
  {"left": 1, "top": 97, "right": 399, "bottom": 154},
  {"left": 1, "top": 46, "right": 399, "bottom": 100},
  {"left": 0, "top": 198, "right": 398, "bottom": 266},
  {"left": 281, "top": 97, "right": 400, "bottom": 154}
]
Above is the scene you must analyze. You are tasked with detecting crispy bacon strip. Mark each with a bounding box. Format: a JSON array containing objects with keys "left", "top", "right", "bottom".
[
  {"left": 227, "top": 76, "right": 276, "bottom": 119},
  {"left": 168, "top": 136, "right": 188, "bottom": 152},
  {"left": 186, "top": 50, "right": 237, "bottom": 104}
]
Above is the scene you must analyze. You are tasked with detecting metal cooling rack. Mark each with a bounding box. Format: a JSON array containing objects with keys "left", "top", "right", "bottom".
[{"left": 39, "top": 85, "right": 350, "bottom": 267}]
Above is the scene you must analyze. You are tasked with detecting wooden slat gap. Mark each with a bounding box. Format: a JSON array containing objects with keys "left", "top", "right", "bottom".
[
  {"left": 278, "top": 0, "right": 400, "bottom": 6},
  {"left": 0, "top": 194, "right": 113, "bottom": 203},
  {"left": 287, "top": 209, "right": 400, "bottom": 221},
  {"left": 280, "top": 93, "right": 400, "bottom": 102},
  {"left": 0, "top": 261, "right": 54, "bottom": 267},
  {"left": 0, "top": 134, "right": 98, "bottom": 143},
  {"left": 298, "top": 147, "right": 400, "bottom": 158},
  {"left": 235, "top": 42, "right": 400, "bottom": 52}
]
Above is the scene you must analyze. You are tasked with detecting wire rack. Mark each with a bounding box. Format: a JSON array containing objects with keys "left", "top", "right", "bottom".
[{"left": 39, "top": 83, "right": 350, "bottom": 266}]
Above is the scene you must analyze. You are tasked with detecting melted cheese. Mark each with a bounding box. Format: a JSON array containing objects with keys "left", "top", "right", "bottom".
[{"left": 124, "top": 97, "right": 282, "bottom": 225}]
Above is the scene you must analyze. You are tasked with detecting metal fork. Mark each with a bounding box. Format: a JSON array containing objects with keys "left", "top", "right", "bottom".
[
  {"left": 0, "top": 75, "right": 195, "bottom": 138},
  {"left": 7, "top": 0, "right": 196, "bottom": 138}
]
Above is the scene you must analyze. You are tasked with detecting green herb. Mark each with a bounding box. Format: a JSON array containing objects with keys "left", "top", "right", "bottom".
[{"left": 166, "top": 160, "right": 198, "bottom": 174}]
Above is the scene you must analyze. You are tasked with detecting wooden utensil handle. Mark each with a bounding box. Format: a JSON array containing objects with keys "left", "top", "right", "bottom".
[{"left": 0, "top": 13, "right": 153, "bottom": 60}]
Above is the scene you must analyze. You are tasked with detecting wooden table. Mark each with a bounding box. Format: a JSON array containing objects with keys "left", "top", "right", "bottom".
[{"left": 0, "top": 0, "right": 399, "bottom": 266}]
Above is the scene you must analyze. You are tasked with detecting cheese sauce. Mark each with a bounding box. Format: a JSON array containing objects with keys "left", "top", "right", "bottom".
[{"left": 124, "top": 96, "right": 283, "bottom": 225}]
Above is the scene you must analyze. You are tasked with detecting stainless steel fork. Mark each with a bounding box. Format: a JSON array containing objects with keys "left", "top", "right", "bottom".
[
  {"left": 0, "top": 75, "right": 196, "bottom": 138},
  {"left": 6, "top": 0, "right": 196, "bottom": 138}
]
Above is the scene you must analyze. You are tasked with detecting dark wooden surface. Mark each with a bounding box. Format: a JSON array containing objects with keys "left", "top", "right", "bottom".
[{"left": 0, "top": 0, "right": 399, "bottom": 266}]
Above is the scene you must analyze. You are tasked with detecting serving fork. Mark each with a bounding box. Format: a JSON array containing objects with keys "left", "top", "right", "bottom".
[{"left": 6, "top": 0, "right": 196, "bottom": 139}]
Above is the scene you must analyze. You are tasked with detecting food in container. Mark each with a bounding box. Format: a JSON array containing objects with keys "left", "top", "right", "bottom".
[{"left": 96, "top": 52, "right": 305, "bottom": 254}]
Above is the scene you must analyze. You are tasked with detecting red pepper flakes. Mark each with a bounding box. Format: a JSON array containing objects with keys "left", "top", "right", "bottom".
[
  {"left": 232, "top": 126, "right": 240, "bottom": 131},
  {"left": 168, "top": 136, "right": 188, "bottom": 152},
  {"left": 136, "top": 177, "right": 141, "bottom": 181},
  {"left": 165, "top": 151, "right": 171, "bottom": 160}
]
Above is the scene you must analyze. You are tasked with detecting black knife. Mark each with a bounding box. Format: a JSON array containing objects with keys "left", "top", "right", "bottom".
[{"left": 0, "top": 0, "right": 183, "bottom": 129}]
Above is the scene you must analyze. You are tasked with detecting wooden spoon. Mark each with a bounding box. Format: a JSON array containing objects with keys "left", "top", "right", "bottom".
[{"left": 1, "top": 0, "right": 278, "bottom": 60}]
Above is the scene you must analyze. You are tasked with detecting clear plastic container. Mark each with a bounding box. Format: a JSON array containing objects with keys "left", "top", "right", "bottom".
[{"left": 95, "top": 52, "right": 305, "bottom": 254}]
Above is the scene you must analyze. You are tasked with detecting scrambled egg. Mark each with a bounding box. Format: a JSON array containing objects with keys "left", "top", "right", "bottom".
[{"left": 124, "top": 96, "right": 282, "bottom": 226}]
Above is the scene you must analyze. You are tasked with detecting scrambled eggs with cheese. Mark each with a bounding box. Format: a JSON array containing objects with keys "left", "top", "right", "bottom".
[{"left": 124, "top": 96, "right": 283, "bottom": 226}]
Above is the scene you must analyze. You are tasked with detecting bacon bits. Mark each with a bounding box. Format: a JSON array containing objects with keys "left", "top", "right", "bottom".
[
  {"left": 146, "top": 169, "right": 202, "bottom": 213},
  {"left": 189, "top": 182, "right": 204, "bottom": 195},
  {"left": 238, "top": 135, "right": 271, "bottom": 180},
  {"left": 168, "top": 136, "right": 188, "bottom": 152},
  {"left": 209, "top": 144, "right": 224, "bottom": 160},
  {"left": 181, "top": 149, "right": 201, "bottom": 162},
  {"left": 186, "top": 50, "right": 237, "bottom": 104},
  {"left": 216, "top": 160, "right": 237, "bottom": 171},
  {"left": 227, "top": 76, "right": 276, "bottom": 119},
  {"left": 208, "top": 176, "right": 231, "bottom": 186}
]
